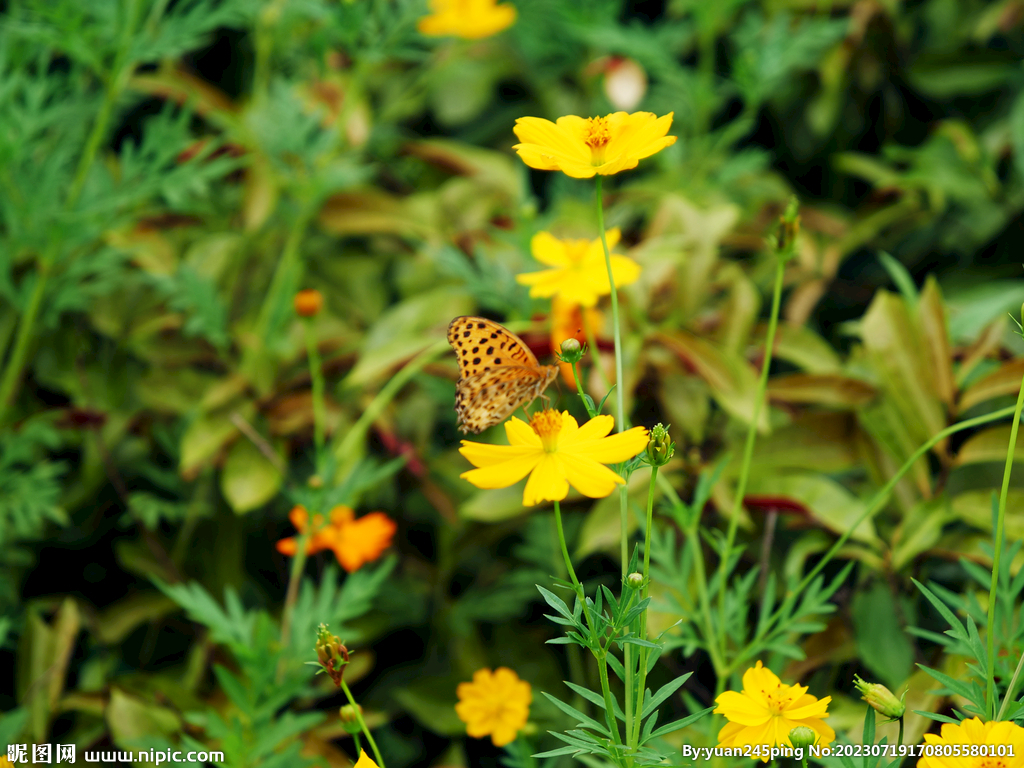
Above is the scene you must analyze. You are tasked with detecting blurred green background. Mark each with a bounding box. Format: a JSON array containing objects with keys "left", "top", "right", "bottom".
[{"left": 3, "top": 0, "right": 1024, "bottom": 766}]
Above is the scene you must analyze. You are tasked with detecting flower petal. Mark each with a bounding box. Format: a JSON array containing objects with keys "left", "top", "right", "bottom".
[
  {"left": 459, "top": 441, "right": 539, "bottom": 468},
  {"left": 530, "top": 231, "right": 572, "bottom": 267},
  {"left": 505, "top": 416, "right": 543, "bottom": 448},
  {"left": 461, "top": 452, "right": 543, "bottom": 489},
  {"left": 714, "top": 691, "right": 770, "bottom": 726},
  {"left": 567, "top": 426, "right": 649, "bottom": 463},
  {"left": 558, "top": 453, "right": 625, "bottom": 498},
  {"left": 558, "top": 413, "right": 615, "bottom": 447},
  {"left": 513, "top": 117, "right": 589, "bottom": 164},
  {"left": 522, "top": 454, "right": 569, "bottom": 506}
]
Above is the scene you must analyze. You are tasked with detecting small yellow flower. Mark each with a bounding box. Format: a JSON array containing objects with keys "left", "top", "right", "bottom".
[
  {"left": 918, "top": 718, "right": 1024, "bottom": 768},
  {"left": 353, "top": 750, "right": 379, "bottom": 768},
  {"left": 516, "top": 228, "right": 641, "bottom": 308},
  {"left": 459, "top": 410, "right": 648, "bottom": 507},
  {"left": 714, "top": 661, "right": 834, "bottom": 762},
  {"left": 417, "top": 0, "right": 516, "bottom": 40},
  {"left": 512, "top": 111, "right": 676, "bottom": 178},
  {"left": 456, "top": 667, "right": 532, "bottom": 747}
]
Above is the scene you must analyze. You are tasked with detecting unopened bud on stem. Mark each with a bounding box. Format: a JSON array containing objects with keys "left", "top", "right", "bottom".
[
  {"left": 558, "top": 337, "right": 585, "bottom": 364},
  {"left": 789, "top": 726, "right": 816, "bottom": 750},
  {"left": 853, "top": 675, "right": 906, "bottom": 720},
  {"left": 646, "top": 423, "right": 674, "bottom": 467}
]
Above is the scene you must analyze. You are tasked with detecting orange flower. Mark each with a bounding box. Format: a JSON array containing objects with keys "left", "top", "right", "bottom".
[
  {"left": 550, "top": 296, "right": 602, "bottom": 385},
  {"left": 294, "top": 289, "right": 323, "bottom": 317},
  {"left": 276, "top": 505, "right": 334, "bottom": 555},
  {"left": 276, "top": 505, "right": 397, "bottom": 572},
  {"left": 325, "top": 506, "right": 398, "bottom": 573}
]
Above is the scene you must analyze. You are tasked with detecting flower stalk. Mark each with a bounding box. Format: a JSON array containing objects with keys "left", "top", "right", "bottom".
[{"left": 987, "top": 368, "right": 1024, "bottom": 716}]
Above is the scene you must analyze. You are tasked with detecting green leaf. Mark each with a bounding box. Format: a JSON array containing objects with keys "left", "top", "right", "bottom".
[
  {"left": 878, "top": 252, "right": 918, "bottom": 306},
  {"left": 220, "top": 437, "right": 284, "bottom": 514},
  {"left": 107, "top": 688, "right": 183, "bottom": 747},
  {"left": 540, "top": 692, "right": 611, "bottom": 737},
  {"left": 851, "top": 582, "right": 913, "bottom": 690},
  {"left": 648, "top": 705, "right": 715, "bottom": 738},
  {"left": 641, "top": 672, "right": 691, "bottom": 719}
]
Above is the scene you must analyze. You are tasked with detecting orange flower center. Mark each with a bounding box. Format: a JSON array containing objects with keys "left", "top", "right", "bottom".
[
  {"left": 583, "top": 116, "right": 611, "bottom": 163},
  {"left": 530, "top": 410, "right": 562, "bottom": 452}
]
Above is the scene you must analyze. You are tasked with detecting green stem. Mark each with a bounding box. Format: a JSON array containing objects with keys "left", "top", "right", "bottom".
[
  {"left": 353, "top": 731, "right": 363, "bottom": 758},
  {"left": 0, "top": 0, "right": 141, "bottom": 424},
  {"left": 716, "top": 256, "right": 785, "bottom": 659},
  {"left": 897, "top": 717, "right": 904, "bottom": 748},
  {"left": 987, "top": 371, "right": 1024, "bottom": 717},
  {"left": 631, "top": 467, "right": 659, "bottom": 746},
  {"left": 597, "top": 651, "right": 624, "bottom": 748},
  {"left": 279, "top": 529, "right": 312, "bottom": 652},
  {"left": 997, "top": 651, "right": 1024, "bottom": 721},
  {"left": 334, "top": 340, "right": 449, "bottom": 466},
  {"left": 750, "top": 404, "right": 1021, "bottom": 664},
  {"left": 570, "top": 359, "right": 597, "bottom": 418},
  {"left": 553, "top": 500, "right": 583, "bottom": 596},
  {"left": 252, "top": 208, "right": 314, "bottom": 354},
  {"left": 341, "top": 679, "right": 385, "bottom": 768},
  {"left": 304, "top": 318, "right": 327, "bottom": 469},
  {"left": 582, "top": 316, "right": 612, "bottom": 397},
  {"left": 593, "top": 176, "right": 625, "bottom": 433},
  {"left": 656, "top": 475, "right": 727, "bottom": 676},
  {"left": 0, "top": 263, "right": 48, "bottom": 424}
]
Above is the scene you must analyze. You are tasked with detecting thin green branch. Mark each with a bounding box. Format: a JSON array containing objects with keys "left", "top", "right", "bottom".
[{"left": 987, "top": 371, "right": 1024, "bottom": 716}]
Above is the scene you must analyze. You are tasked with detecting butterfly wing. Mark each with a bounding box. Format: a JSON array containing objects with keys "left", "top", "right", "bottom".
[
  {"left": 454, "top": 364, "right": 559, "bottom": 434},
  {"left": 447, "top": 316, "right": 541, "bottom": 378}
]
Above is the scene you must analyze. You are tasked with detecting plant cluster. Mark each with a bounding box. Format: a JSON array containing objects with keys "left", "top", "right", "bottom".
[{"left": 3, "top": 1, "right": 1024, "bottom": 768}]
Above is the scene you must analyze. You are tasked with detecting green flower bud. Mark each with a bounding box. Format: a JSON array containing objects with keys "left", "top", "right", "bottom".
[
  {"left": 646, "top": 423, "right": 674, "bottom": 466},
  {"left": 789, "top": 726, "right": 817, "bottom": 750},
  {"left": 853, "top": 675, "right": 906, "bottom": 721},
  {"left": 315, "top": 623, "right": 349, "bottom": 687},
  {"left": 558, "top": 337, "right": 585, "bottom": 364},
  {"left": 626, "top": 572, "right": 644, "bottom": 589},
  {"left": 339, "top": 704, "right": 363, "bottom": 735}
]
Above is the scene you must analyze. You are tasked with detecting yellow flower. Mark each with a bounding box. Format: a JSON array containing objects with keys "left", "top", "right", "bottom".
[
  {"left": 459, "top": 410, "right": 649, "bottom": 507},
  {"left": 714, "top": 661, "right": 834, "bottom": 762},
  {"left": 456, "top": 667, "right": 532, "bottom": 747},
  {"left": 353, "top": 751, "right": 380, "bottom": 768},
  {"left": 918, "top": 718, "right": 1024, "bottom": 768},
  {"left": 516, "top": 228, "right": 641, "bottom": 308},
  {"left": 417, "top": 0, "right": 516, "bottom": 39},
  {"left": 512, "top": 111, "right": 676, "bottom": 178}
]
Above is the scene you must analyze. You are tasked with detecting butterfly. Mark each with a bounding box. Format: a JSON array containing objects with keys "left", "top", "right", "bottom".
[{"left": 447, "top": 316, "right": 559, "bottom": 434}]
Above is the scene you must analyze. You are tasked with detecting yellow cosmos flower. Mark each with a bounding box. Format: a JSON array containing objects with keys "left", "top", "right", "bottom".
[
  {"left": 512, "top": 111, "right": 676, "bottom": 178},
  {"left": 353, "top": 751, "right": 379, "bottom": 768},
  {"left": 715, "top": 661, "right": 834, "bottom": 762},
  {"left": 459, "top": 410, "right": 649, "bottom": 507},
  {"left": 417, "top": 0, "right": 516, "bottom": 40},
  {"left": 516, "top": 228, "right": 641, "bottom": 307},
  {"left": 456, "top": 667, "right": 532, "bottom": 747},
  {"left": 918, "top": 718, "right": 1024, "bottom": 768}
]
